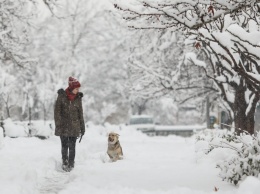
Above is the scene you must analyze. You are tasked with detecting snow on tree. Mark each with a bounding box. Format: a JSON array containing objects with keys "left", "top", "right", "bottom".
[
  {"left": 0, "top": 0, "right": 59, "bottom": 120},
  {"left": 80, "top": 11, "right": 131, "bottom": 124},
  {"left": 114, "top": 0, "right": 260, "bottom": 134},
  {"left": 0, "top": 0, "right": 59, "bottom": 66},
  {"left": 128, "top": 29, "right": 217, "bottom": 103},
  {"left": 0, "top": 0, "right": 36, "bottom": 67},
  {"left": 196, "top": 129, "right": 260, "bottom": 185},
  {"left": 125, "top": 28, "right": 219, "bottom": 124},
  {"left": 0, "top": 70, "right": 16, "bottom": 118},
  {"left": 26, "top": 0, "right": 131, "bottom": 123}
]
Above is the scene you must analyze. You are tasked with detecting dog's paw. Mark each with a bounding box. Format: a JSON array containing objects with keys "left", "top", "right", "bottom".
[
  {"left": 109, "top": 158, "right": 117, "bottom": 163},
  {"left": 100, "top": 153, "right": 110, "bottom": 163}
]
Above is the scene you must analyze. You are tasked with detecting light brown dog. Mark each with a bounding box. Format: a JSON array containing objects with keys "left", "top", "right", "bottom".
[{"left": 107, "top": 132, "right": 123, "bottom": 162}]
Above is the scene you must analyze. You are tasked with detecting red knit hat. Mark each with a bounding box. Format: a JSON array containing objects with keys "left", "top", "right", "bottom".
[{"left": 68, "top": 77, "right": 81, "bottom": 90}]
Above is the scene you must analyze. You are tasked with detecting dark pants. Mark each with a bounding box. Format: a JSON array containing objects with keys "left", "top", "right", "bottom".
[{"left": 60, "top": 136, "right": 77, "bottom": 166}]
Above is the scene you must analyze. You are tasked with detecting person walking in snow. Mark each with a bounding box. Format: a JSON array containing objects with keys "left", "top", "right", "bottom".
[{"left": 54, "top": 77, "right": 85, "bottom": 171}]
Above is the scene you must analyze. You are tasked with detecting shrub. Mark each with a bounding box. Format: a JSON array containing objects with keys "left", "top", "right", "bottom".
[{"left": 196, "top": 130, "right": 260, "bottom": 185}]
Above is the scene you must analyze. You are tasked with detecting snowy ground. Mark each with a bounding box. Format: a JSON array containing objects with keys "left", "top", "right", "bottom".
[{"left": 0, "top": 124, "right": 259, "bottom": 194}]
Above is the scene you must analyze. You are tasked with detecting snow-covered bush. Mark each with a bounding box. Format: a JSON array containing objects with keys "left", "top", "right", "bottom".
[
  {"left": 217, "top": 133, "right": 260, "bottom": 185},
  {"left": 14, "top": 121, "right": 53, "bottom": 139},
  {"left": 29, "top": 121, "right": 53, "bottom": 139},
  {"left": 3, "top": 119, "right": 53, "bottom": 139},
  {"left": 4, "top": 119, "right": 28, "bottom": 138},
  {"left": 195, "top": 129, "right": 233, "bottom": 153},
  {"left": 196, "top": 130, "right": 260, "bottom": 185}
]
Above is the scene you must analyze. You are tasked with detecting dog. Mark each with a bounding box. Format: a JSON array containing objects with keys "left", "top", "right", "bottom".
[{"left": 107, "top": 132, "right": 123, "bottom": 162}]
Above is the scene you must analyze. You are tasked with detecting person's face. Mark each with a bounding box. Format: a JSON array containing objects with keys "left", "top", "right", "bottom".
[{"left": 72, "top": 87, "right": 79, "bottom": 94}]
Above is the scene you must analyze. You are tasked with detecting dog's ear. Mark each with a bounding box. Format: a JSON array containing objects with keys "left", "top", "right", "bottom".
[{"left": 115, "top": 133, "right": 120, "bottom": 137}]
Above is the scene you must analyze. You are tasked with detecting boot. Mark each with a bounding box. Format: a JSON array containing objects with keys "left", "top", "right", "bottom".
[
  {"left": 68, "top": 161, "right": 74, "bottom": 171},
  {"left": 62, "top": 159, "right": 68, "bottom": 166}
]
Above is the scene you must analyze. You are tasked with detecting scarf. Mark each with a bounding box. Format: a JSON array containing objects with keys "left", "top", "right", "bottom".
[{"left": 65, "top": 87, "right": 76, "bottom": 101}]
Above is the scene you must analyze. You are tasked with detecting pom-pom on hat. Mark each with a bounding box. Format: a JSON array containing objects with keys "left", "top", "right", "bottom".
[{"left": 68, "top": 77, "right": 81, "bottom": 90}]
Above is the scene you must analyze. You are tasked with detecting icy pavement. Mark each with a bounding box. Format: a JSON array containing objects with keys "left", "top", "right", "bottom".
[{"left": 0, "top": 125, "right": 257, "bottom": 194}]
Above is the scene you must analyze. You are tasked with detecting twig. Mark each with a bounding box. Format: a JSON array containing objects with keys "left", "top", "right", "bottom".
[{"left": 209, "top": 142, "right": 240, "bottom": 153}]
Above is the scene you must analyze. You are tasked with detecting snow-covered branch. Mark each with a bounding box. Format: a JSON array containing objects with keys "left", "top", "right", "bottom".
[{"left": 114, "top": 0, "right": 260, "bottom": 30}]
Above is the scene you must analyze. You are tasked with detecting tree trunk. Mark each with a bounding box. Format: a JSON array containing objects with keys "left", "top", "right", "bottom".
[
  {"left": 137, "top": 105, "right": 145, "bottom": 115},
  {"left": 0, "top": 117, "right": 5, "bottom": 137},
  {"left": 233, "top": 85, "right": 259, "bottom": 135},
  {"left": 135, "top": 99, "right": 148, "bottom": 115},
  {"left": 43, "top": 102, "right": 46, "bottom": 123},
  {"left": 206, "top": 96, "right": 210, "bottom": 128},
  {"left": 5, "top": 106, "right": 10, "bottom": 118}
]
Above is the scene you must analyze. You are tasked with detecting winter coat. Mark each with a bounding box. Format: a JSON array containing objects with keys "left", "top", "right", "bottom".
[{"left": 54, "top": 89, "right": 85, "bottom": 137}]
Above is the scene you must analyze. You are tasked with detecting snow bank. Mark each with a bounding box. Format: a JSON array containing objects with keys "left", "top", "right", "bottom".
[
  {"left": 8, "top": 120, "right": 54, "bottom": 138},
  {"left": 3, "top": 124, "right": 259, "bottom": 194},
  {"left": 237, "top": 176, "right": 260, "bottom": 194},
  {"left": 4, "top": 118, "right": 28, "bottom": 137},
  {"left": 0, "top": 123, "right": 154, "bottom": 194},
  {"left": 29, "top": 120, "right": 53, "bottom": 137},
  {"left": 0, "top": 137, "right": 57, "bottom": 194}
]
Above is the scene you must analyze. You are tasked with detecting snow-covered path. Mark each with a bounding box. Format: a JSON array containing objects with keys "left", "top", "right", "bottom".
[{"left": 0, "top": 125, "right": 247, "bottom": 194}]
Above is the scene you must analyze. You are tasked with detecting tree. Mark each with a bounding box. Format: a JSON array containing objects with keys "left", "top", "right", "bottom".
[
  {"left": 0, "top": 0, "right": 35, "bottom": 67},
  {"left": 128, "top": 29, "right": 217, "bottom": 101},
  {"left": 27, "top": 1, "right": 131, "bottom": 124},
  {"left": 114, "top": 0, "right": 260, "bottom": 134},
  {"left": 0, "top": 0, "right": 59, "bottom": 120},
  {"left": 130, "top": 98, "right": 149, "bottom": 115},
  {"left": 126, "top": 27, "right": 219, "bottom": 126}
]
